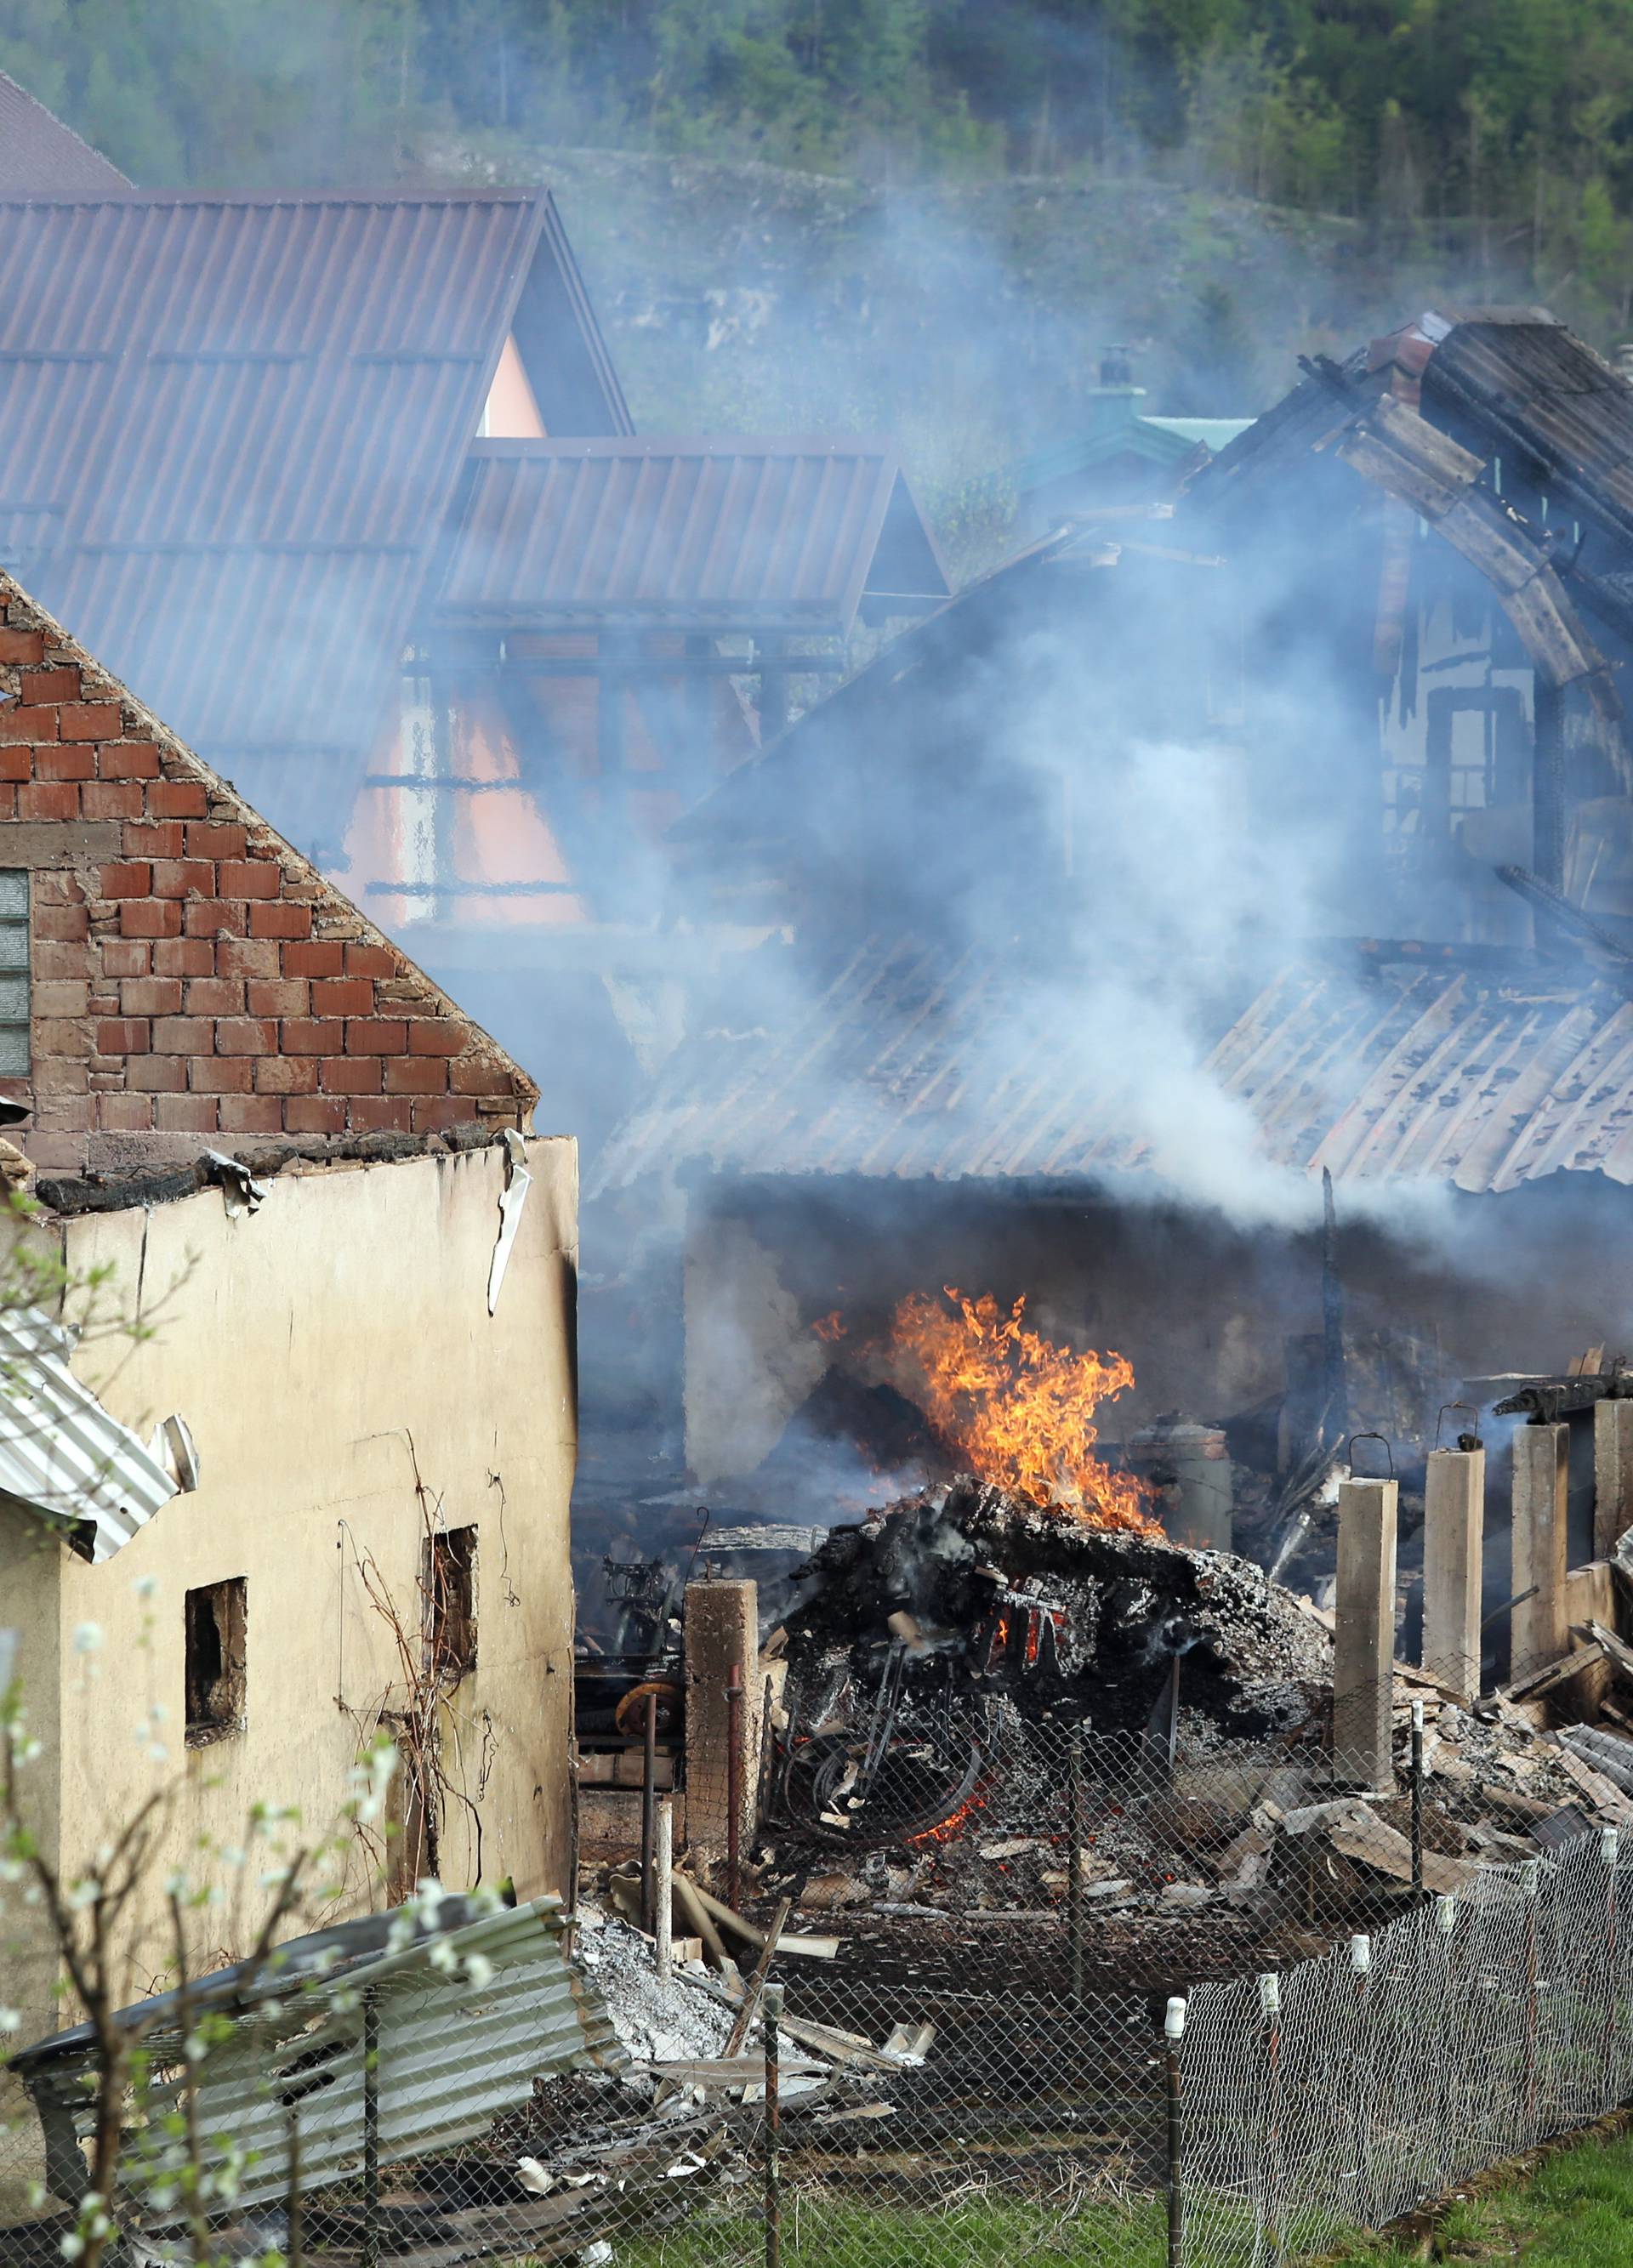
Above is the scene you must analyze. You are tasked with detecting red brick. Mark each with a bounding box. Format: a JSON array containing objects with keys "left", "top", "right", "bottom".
[
  {"left": 283, "top": 1096, "right": 346, "bottom": 1134},
  {"left": 0, "top": 629, "right": 45, "bottom": 665},
  {"left": 19, "top": 781, "right": 78, "bottom": 821},
  {"left": 310, "top": 978, "right": 373, "bottom": 1017},
  {"left": 100, "top": 862, "right": 151, "bottom": 899},
  {"left": 151, "top": 860, "right": 216, "bottom": 899},
  {"left": 184, "top": 979, "right": 243, "bottom": 1016},
  {"left": 407, "top": 1021, "right": 468, "bottom": 1058},
  {"left": 100, "top": 940, "right": 150, "bottom": 978},
  {"left": 151, "top": 1016, "right": 213, "bottom": 1054},
  {"left": 19, "top": 668, "right": 80, "bottom": 704},
  {"left": 217, "top": 859, "right": 281, "bottom": 899},
  {"left": 36, "top": 906, "right": 89, "bottom": 942},
  {"left": 60, "top": 703, "right": 121, "bottom": 742},
  {"left": 97, "top": 1018, "right": 149, "bottom": 1055},
  {"left": 319, "top": 1056, "right": 382, "bottom": 1094},
  {"left": 32, "top": 1056, "right": 88, "bottom": 1096},
  {"left": 213, "top": 1017, "right": 277, "bottom": 1056},
  {"left": 190, "top": 1057, "right": 252, "bottom": 1094},
  {"left": 36, "top": 942, "right": 94, "bottom": 980},
  {"left": 410, "top": 1096, "right": 467, "bottom": 1134},
  {"left": 119, "top": 900, "right": 181, "bottom": 939},
  {"left": 0, "top": 708, "right": 59, "bottom": 744},
  {"left": 282, "top": 941, "right": 344, "bottom": 977},
  {"left": 282, "top": 1018, "right": 344, "bottom": 1054},
  {"left": 155, "top": 1094, "right": 219, "bottom": 1133},
  {"left": 81, "top": 782, "right": 144, "bottom": 821},
  {"left": 126, "top": 1056, "right": 190, "bottom": 1093},
  {"left": 33, "top": 979, "right": 88, "bottom": 1017},
  {"left": 32, "top": 1095, "right": 95, "bottom": 1134},
  {"left": 451, "top": 1056, "right": 516, "bottom": 1096},
  {"left": 346, "top": 1020, "right": 407, "bottom": 1054},
  {"left": 183, "top": 900, "right": 246, "bottom": 939},
  {"left": 349, "top": 1096, "right": 413, "bottom": 1133},
  {"left": 100, "top": 1094, "right": 155, "bottom": 1133},
  {"left": 31, "top": 873, "right": 80, "bottom": 904},
  {"left": 120, "top": 979, "right": 183, "bottom": 1016},
  {"left": 36, "top": 1018, "right": 91, "bottom": 1059},
  {"left": 35, "top": 746, "right": 95, "bottom": 782},
  {"left": 384, "top": 1054, "right": 449, "bottom": 1094},
  {"left": 216, "top": 936, "right": 279, "bottom": 980},
  {"left": 344, "top": 944, "right": 398, "bottom": 978},
  {"left": 0, "top": 751, "right": 31, "bottom": 782},
  {"left": 185, "top": 823, "right": 248, "bottom": 859},
  {"left": 217, "top": 1095, "right": 284, "bottom": 1134},
  {"left": 122, "top": 822, "right": 185, "bottom": 859},
  {"left": 0, "top": 786, "right": 17, "bottom": 819},
  {"left": 98, "top": 742, "right": 162, "bottom": 779},
  {"left": 248, "top": 901, "right": 312, "bottom": 939},
  {"left": 245, "top": 980, "right": 307, "bottom": 1017},
  {"left": 147, "top": 779, "right": 208, "bottom": 818},
  {"left": 152, "top": 938, "right": 213, "bottom": 977},
  {"left": 253, "top": 1055, "right": 318, "bottom": 1096}
]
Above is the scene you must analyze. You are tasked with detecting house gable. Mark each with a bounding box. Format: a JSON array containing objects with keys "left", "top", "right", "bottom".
[{"left": 0, "top": 571, "right": 538, "bottom": 1171}]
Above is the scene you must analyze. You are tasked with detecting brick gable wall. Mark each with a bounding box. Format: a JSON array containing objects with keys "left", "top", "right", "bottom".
[{"left": 0, "top": 576, "right": 538, "bottom": 1171}]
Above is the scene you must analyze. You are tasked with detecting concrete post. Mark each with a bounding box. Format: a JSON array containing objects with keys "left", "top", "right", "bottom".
[
  {"left": 1422, "top": 1446, "right": 1485, "bottom": 1700},
  {"left": 683, "top": 1578, "right": 760, "bottom": 1887},
  {"left": 1333, "top": 1476, "right": 1398, "bottom": 1790},
  {"left": 1512, "top": 1422, "right": 1569, "bottom": 1683},
  {"left": 1595, "top": 1399, "right": 1633, "bottom": 1560}
]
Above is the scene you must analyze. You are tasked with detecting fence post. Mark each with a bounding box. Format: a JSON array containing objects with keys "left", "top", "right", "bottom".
[
  {"left": 1165, "top": 1994, "right": 1186, "bottom": 2268},
  {"left": 361, "top": 1987, "right": 380, "bottom": 2268},
  {"left": 655, "top": 1795, "right": 674, "bottom": 1981},
  {"left": 287, "top": 2105, "right": 304, "bottom": 2268},
  {"left": 640, "top": 1687, "right": 658, "bottom": 1934},
  {"left": 764, "top": 1981, "right": 783, "bottom": 2268},
  {"left": 727, "top": 1663, "right": 744, "bottom": 1913},
  {"left": 1409, "top": 1699, "right": 1425, "bottom": 1901},
  {"left": 1522, "top": 1858, "right": 1541, "bottom": 2146},
  {"left": 1602, "top": 1827, "right": 1620, "bottom": 2104},
  {"left": 1258, "top": 1973, "right": 1283, "bottom": 2268},
  {"left": 1349, "top": 1935, "right": 1372, "bottom": 2228},
  {"left": 1069, "top": 1723, "right": 1087, "bottom": 2009},
  {"left": 1435, "top": 1893, "right": 1457, "bottom": 2196}
]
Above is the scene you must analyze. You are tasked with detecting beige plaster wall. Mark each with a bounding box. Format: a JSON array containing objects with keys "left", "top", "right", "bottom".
[{"left": 12, "top": 1136, "right": 576, "bottom": 2025}]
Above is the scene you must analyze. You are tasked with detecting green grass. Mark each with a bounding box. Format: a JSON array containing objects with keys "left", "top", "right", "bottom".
[
  {"left": 517, "top": 2191, "right": 1169, "bottom": 2265},
  {"left": 1328, "top": 2126, "right": 1633, "bottom": 2267}
]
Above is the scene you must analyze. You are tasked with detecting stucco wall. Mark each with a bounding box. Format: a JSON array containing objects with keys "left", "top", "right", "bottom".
[{"left": 3, "top": 1134, "right": 576, "bottom": 2042}]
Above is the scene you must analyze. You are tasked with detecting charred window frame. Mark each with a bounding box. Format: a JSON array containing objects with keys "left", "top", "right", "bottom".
[
  {"left": 425, "top": 1526, "right": 476, "bottom": 1687},
  {"left": 185, "top": 1577, "right": 247, "bottom": 1744}
]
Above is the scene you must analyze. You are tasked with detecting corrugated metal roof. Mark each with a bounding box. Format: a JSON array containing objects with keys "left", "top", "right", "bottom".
[
  {"left": 442, "top": 438, "right": 948, "bottom": 634},
  {"left": 592, "top": 939, "right": 1633, "bottom": 1197},
  {"left": 14, "top": 1893, "right": 621, "bottom": 2216},
  {"left": 0, "top": 193, "right": 567, "bottom": 852},
  {"left": 0, "top": 74, "right": 129, "bottom": 194},
  {"left": 0, "top": 1305, "right": 177, "bottom": 1557}
]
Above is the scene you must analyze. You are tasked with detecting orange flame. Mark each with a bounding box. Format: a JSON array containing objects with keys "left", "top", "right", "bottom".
[
  {"left": 812, "top": 1310, "right": 848, "bottom": 1344},
  {"left": 890, "top": 1287, "right": 1157, "bottom": 1532}
]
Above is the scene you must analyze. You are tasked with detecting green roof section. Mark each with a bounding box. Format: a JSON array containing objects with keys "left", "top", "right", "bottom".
[{"left": 1008, "top": 389, "right": 1254, "bottom": 496}]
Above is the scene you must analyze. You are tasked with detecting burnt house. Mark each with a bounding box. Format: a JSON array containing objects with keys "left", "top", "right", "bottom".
[
  {"left": 587, "top": 308, "right": 1633, "bottom": 1576},
  {"left": 0, "top": 190, "right": 946, "bottom": 1145}
]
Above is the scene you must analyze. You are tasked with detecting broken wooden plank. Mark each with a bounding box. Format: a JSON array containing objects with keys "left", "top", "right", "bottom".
[
  {"left": 1550, "top": 1738, "right": 1633, "bottom": 1817},
  {"left": 1326, "top": 1814, "right": 1472, "bottom": 1894},
  {"left": 722, "top": 1896, "right": 794, "bottom": 2057},
  {"left": 672, "top": 1873, "right": 731, "bottom": 1970},
  {"left": 1578, "top": 1618, "right": 1633, "bottom": 1684},
  {"left": 680, "top": 1875, "right": 839, "bottom": 1958},
  {"left": 641, "top": 2055, "right": 828, "bottom": 2085},
  {"left": 1500, "top": 1640, "right": 1608, "bottom": 1704}
]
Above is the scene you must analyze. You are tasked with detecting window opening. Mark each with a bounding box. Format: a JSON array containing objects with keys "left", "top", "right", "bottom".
[
  {"left": 185, "top": 1577, "right": 247, "bottom": 1743},
  {"left": 426, "top": 1526, "right": 476, "bottom": 1686},
  {"left": 0, "top": 868, "right": 30, "bottom": 1074}
]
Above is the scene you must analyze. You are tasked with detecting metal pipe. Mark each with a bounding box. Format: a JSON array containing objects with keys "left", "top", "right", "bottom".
[
  {"left": 361, "top": 1990, "right": 380, "bottom": 2268},
  {"left": 287, "top": 2106, "right": 304, "bottom": 2268},
  {"left": 1410, "top": 1697, "right": 1425, "bottom": 1901},
  {"left": 727, "top": 1663, "right": 744, "bottom": 1913},
  {"left": 640, "top": 1689, "right": 658, "bottom": 1935},
  {"left": 764, "top": 1981, "right": 783, "bottom": 2268},
  {"left": 655, "top": 1796, "right": 674, "bottom": 1981},
  {"left": 1068, "top": 1723, "right": 1087, "bottom": 2009}
]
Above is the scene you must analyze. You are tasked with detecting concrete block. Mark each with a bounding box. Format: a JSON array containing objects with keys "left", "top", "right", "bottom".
[
  {"left": 1423, "top": 1445, "right": 1484, "bottom": 1699},
  {"left": 1333, "top": 1476, "right": 1398, "bottom": 1789},
  {"left": 1512, "top": 1421, "right": 1569, "bottom": 1685},
  {"left": 1595, "top": 1398, "right": 1633, "bottom": 1559}
]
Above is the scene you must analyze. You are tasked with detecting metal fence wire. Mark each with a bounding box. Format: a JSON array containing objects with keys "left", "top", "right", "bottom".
[{"left": 7, "top": 1709, "right": 1633, "bottom": 2267}]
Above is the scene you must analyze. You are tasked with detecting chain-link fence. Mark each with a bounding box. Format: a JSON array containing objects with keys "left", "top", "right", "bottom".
[{"left": 5, "top": 1702, "right": 1632, "bottom": 2266}]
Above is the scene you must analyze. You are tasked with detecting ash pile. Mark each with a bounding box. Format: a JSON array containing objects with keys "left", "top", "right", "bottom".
[{"left": 747, "top": 1476, "right": 1631, "bottom": 1974}]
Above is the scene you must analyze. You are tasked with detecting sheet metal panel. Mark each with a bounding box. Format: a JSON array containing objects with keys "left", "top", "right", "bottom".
[
  {"left": 0, "top": 193, "right": 545, "bottom": 849},
  {"left": 592, "top": 940, "right": 1633, "bottom": 1197},
  {"left": 0, "top": 72, "right": 128, "bottom": 194},
  {"left": 0, "top": 1305, "right": 176, "bottom": 1557},
  {"left": 443, "top": 439, "right": 913, "bottom": 634}
]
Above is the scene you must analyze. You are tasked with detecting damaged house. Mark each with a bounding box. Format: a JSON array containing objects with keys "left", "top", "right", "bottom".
[
  {"left": 0, "top": 570, "right": 577, "bottom": 2045},
  {"left": 585, "top": 307, "right": 1633, "bottom": 1625},
  {"left": 0, "top": 179, "right": 947, "bottom": 1145}
]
